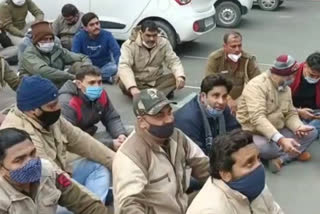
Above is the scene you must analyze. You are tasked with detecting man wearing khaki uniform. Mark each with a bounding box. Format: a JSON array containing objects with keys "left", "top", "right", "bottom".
[
  {"left": 0, "top": 0, "right": 44, "bottom": 45},
  {"left": 118, "top": 20, "right": 185, "bottom": 98},
  {"left": 113, "top": 88, "right": 209, "bottom": 214},
  {"left": 205, "top": 31, "right": 260, "bottom": 114}
]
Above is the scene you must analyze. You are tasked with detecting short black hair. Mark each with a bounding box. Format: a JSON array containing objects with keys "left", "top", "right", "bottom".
[
  {"left": 61, "top": 4, "right": 79, "bottom": 17},
  {"left": 81, "top": 12, "right": 99, "bottom": 27},
  {"left": 75, "top": 65, "right": 102, "bottom": 81},
  {"left": 0, "top": 128, "right": 32, "bottom": 163},
  {"left": 200, "top": 74, "right": 233, "bottom": 94},
  {"left": 141, "top": 20, "right": 159, "bottom": 33},
  {"left": 223, "top": 31, "right": 242, "bottom": 44},
  {"left": 209, "top": 129, "right": 253, "bottom": 179},
  {"left": 306, "top": 52, "right": 320, "bottom": 73}
]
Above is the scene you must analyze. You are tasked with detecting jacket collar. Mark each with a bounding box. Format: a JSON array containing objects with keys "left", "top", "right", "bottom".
[{"left": 213, "top": 178, "right": 249, "bottom": 202}]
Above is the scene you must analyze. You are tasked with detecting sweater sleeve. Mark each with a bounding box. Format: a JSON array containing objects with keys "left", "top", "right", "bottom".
[
  {"left": 107, "top": 32, "right": 120, "bottom": 64},
  {"left": 71, "top": 33, "right": 82, "bottom": 53}
]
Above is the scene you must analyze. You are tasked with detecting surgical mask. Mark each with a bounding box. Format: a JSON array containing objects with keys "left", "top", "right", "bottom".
[
  {"left": 227, "top": 164, "right": 265, "bottom": 202},
  {"left": 12, "top": 0, "right": 25, "bottom": 6},
  {"left": 147, "top": 122, "right": 174, "bottom": 139},
  {"left": 38, "top": 108, "right": 61, "bottom": 127},
  {"left": 142, "top": 41, "right": 156, "bottom": 49},
  {"left": 206, "top": 105, "right": 224, "bottom": 118},
  {"left": 228, "top": 53, "right": 242, "bottom": 63},
  {"left": 278, "top": 78, "right": 294, "bottom": 91},
  {"left": 6, "top": 158, "right": 42, "bottom": 184},
  {"left": 37, "top": 42, "right": 54, "bottom": 53},
  {"left": 85, "top": 86, "right": 103, "bottom": 101},
  {"left": 305, "top": 76, "right": 320, "bottom": 84}
]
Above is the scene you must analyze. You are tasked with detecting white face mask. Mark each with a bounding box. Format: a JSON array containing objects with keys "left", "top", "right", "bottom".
[
  {"left": 12, "top": 0, "right": 25, "bottom": 6},
  {"left": 142, "top": 40, "right": 156, "bottom": 49},
  {"left": 228, "top": 53, "right": 242, "bottom": 63},
  {"left": 305, "top": 76, "right": 320, "bottom": 84},
  {"left": 37, "top": 42, "right": 54, "bottom": 53}
]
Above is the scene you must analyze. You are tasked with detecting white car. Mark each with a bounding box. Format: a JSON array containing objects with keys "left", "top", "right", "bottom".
[
  {"left": 253, "top": 0, "right": 284, "bottom": 11},
  {"left": 214, "top": 0, "right": 253, "bottom": 28},
  {"left": 32, "top": 0, "right": 216, "bottom": 49}
]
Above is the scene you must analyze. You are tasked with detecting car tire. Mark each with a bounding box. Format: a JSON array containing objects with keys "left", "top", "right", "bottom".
[
  {"left": 215, "top": 1, "right": 242, "bottom": 28},
  {"left": 258, "top": 0, "right": 280, "bottom": 11},
  {"left": 153, "top": 20, "right": 177, "bottom": 49},
  {"left": 278, "top": 0, "right": 284, "bottom": 6}
]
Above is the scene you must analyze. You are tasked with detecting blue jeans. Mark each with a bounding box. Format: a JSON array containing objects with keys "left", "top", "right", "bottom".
[
  {"left": 100, "top": 62, "right": 118, "bottom": 81},
  {"left": 72, "top": 158, "right": 111, "bottom": 203},
  {"left": 304, "top": 119, "right": 320, "bottom": 138}
]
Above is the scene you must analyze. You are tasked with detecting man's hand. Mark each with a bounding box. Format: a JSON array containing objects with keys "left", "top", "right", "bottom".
[
  {"left": 176, "top": 77, "right": 185, "bottom": 90},
  {"left": 278, "top": 137, "right": 301, "bottom": 156},
  {"left": 227, "top": 97, "right": 237, "bottom": 116},
  {"left": 113, "top": 135, "right": 127, "bottom": 151},
  {"left": 130, "top": 87, "right": 141, "bottom": 97},
  {"left": 117, "top": 134, "right": 127, "bottom": 144},
  {"left": 298, "top": 108, "right": 314, "bottom": 120},
  {"left": 295, "top": 125, "right": 314, "bottom": 138}
]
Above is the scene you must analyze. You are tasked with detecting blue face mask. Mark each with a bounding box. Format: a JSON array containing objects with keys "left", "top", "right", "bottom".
[
  {"left": 206, "top": 105, "right": 224, "bottom": 118},
  {"left": 8, "top": 158, "right": 42, "bottom": 184},
  {"left": 227, "top": 164, "right": 265, "bottom": 202},
  {"left": 85, "top": 86, "right": 103, "bottom": 101},
  {"left": 305, "top": 76, "right": 320, "bottom": 84}
]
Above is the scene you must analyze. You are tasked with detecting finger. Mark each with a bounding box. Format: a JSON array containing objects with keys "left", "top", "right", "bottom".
[
  {"left": 305, "top": 108, "right": 314, "bottom": 113},
  {"left": 291, "top": 147, "right": 301, "bottom": 155},
  {"left": 292, "top": 140, "right": 301, "bottom": 148}
]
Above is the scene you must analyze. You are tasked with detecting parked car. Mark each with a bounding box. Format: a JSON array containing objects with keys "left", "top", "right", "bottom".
[
  {"left": 32, "top": 0, "right": 216, "bottom": 49},
  {"left": 214, "top": 0, "right": 253, "bottom": 28},
  {"left": 253, "top": 0, "right": 284, "bottom": 11}
]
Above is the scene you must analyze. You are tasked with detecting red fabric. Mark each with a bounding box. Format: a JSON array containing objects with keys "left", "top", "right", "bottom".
[
  {"left": 290, "top": 62, "right": 320, "bottom": 109},
  {"left": 69, "top": 96, "right": 83, "bottom": 122},
  {"left": 98, "top": 90, "right": 108, "bottom": 107},
  {"left": 57, "top": 174, "right": 71, "bottom": 188}
]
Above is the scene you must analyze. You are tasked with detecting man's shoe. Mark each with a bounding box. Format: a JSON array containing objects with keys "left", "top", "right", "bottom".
[
  {"left": 298, "top": 152, "right": 311, "bottom": 162},
  {"left": 268, "top": 158, "right": 282, "bottom": 174}
]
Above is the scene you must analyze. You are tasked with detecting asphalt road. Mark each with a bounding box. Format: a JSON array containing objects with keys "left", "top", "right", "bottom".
[{"left": 1, "top": 0, "right": 319, "bottom": 213}]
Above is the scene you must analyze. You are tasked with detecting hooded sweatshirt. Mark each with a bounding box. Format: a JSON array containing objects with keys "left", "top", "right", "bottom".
[{"left": 59, "top": 80, "right": 126, "bottom": 144}]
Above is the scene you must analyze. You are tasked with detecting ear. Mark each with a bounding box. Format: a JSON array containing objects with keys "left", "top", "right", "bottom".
[
  {"left": 199, "top": 92, "right": 207, "bottom": 104},
  {"left": 219, "top": 170, "right": 232, "bottom": 183},
  {"left": 75, "top": 80, "right": 83, "bottom": 90},
  {"left": 137, "top": 116, "right": 149, "bottom": 130}
]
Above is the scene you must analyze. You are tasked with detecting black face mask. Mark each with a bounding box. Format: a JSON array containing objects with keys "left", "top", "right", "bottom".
[
  {"left": 147, "top": 122, "right": 175, "bottom": 139},
  {"left": 38, "top": 108, "right": 61, "bottom": 128}
]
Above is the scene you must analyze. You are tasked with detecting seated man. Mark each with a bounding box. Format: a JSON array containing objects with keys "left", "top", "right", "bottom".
[
  {"left": 0, "top": 0, "right": 44, "bottom": 45},
  {"left": 19, "top": 21, "right": 91, "bottom": 88},
  {"left": 1, "top": 76, "right": 115, "bottom": 204},
  {"left": 59, "top": 65, "right": 128, "bottom": 151},
  {"left": 72, "top": 12, "right": 119, "bottom": 84},
  {"left": 187, "top": 129, "right": 283, "bottom": 214},
  {"left": 175, "top": 74, "right": 240, "bottom": 155},
  {"left": 118, "top": 20, "right": 185, "bottom": 98},
  {"left": 291, "top": 52, "right": 320, "bottom": 134},
  {"left": 205, "top": 31, "right": 261, "bottom": 114},
  {"left": 0, "top": 128, "right": 109, "bottom": 214},
  {"left": 53, "top": 4, "right": 83, "bottom": 50},
  {"left": 113, "top": 88, "right": 209, "bottom": 214},
  {"left": 237, "top": 54, "right": 318, "bottom": 173}
]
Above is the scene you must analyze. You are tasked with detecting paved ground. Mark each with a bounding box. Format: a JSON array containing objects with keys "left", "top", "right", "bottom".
[{"left": 1, "top": 0, "right": 320, "bottom": 213}]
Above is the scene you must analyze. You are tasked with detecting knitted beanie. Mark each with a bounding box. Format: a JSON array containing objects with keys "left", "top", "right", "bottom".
[
  {"left": 271, "top": 54, "right": 299, "bottom": 76},
  {"left": 31, "top": 21, "right": 54, "bottom": 44}
]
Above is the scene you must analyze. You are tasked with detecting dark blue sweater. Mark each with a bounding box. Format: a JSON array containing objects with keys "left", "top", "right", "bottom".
[
  {"left": 72, "top": 29, "right": 120, "bottom": 68},
  {"left": 174, "top": 95, "right": 240, "bottom": 154}
]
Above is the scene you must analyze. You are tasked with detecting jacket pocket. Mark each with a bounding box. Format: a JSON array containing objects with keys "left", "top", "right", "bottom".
[{"left": 149, "top": 173, "right": 170, "bottom": 184}]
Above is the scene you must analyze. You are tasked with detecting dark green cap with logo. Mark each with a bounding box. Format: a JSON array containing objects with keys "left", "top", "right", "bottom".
[{"left": 133, "top": 88, "right": 176, "bottom": 116}]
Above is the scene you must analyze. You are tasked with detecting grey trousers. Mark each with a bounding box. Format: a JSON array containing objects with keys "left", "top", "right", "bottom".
[{"left": 253, "top": 128, "right": 318, "bottom": 163}]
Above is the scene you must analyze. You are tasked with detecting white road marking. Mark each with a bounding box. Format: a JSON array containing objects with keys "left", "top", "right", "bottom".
[{"left": 182, "top": 55, "right": 273, "bottom": 67}]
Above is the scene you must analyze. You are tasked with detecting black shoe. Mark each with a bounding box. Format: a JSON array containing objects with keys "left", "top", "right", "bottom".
[{"left": 166, "top": 91, "right": 174, "bottom": 99}]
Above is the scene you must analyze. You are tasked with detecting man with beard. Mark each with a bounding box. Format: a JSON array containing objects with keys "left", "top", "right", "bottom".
[
  {"left": 117, "top": 20, "right": 185, "bottom": 98},
  {"left": 113, "top": 88, "right": 209, "bottom": 214},
  {"left": 52, "top": 4, "right": 83, "bottom": 50},
  {"left": 72, "top": 12, "right": 120, "bottom": 84}
]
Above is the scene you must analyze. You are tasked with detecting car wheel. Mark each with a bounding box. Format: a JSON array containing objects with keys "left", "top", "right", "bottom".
[
  {"left": 215, "top": 1, "right": 242, "bottom": 28},
  {"left": 278, "top": 0, "right": 284, "bottom": 6},
  {"left": 258, "top": 0, "right": 280, "bottom": 11},
  {"left": 153, "top": 20, "right": 177, "bottom": 49}
]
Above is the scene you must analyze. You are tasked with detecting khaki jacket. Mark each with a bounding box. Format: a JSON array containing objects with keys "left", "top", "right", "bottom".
[
  {"left": 118, "top": 27, "right": 185, "bottom": 90},
  {"left": 0, "top": 159, "right": 108, "bottom": 214},
  {"left": 187, "top": 178, "right": 283, "bottom": 214},
  {"left": 113, "top": 125, "right": 210, "bottom": 214},
  {"left": 0, "top": 107, "right": 114, "bottom": 173},
  {"left": 0, "top": 57, "right": 19, "bottom": 91},
  {"left": 237, "top": 72, "right": 303, "bottom": 140},
  {"left": 205, "top": 48, "right": 261, "bottom": 99},
  {"left": 0, "top": 0, "right": 44, "bottom": 37}
]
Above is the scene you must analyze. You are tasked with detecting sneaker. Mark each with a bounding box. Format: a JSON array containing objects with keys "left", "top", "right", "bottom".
[
  {"left": 103, "top": 76, "right": 114, "bottom": 84},
  {"left": 298, "top": 152, "right": 311, "bottom": 162},
  {"left": 268, "top": 158, "right": 282, "bottom": 174}
]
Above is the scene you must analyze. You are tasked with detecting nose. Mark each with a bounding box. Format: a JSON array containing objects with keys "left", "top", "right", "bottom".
[{"left": 217, "top": 97, "right": 224, "bottom": 105}]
